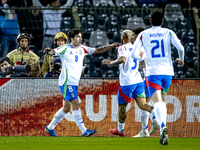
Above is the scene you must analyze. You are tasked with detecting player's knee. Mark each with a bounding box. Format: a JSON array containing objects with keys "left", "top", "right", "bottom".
[
  {"left": 138, "top": 104, "right": 146, "bottom": 111},
  {"left": 63, "top": 103, "right": 71, "bottom": 113}
]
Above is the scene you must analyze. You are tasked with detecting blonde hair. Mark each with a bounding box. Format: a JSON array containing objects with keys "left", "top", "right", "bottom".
[{"left": 122, "top": 30, "right": 133, "bottom": 40}]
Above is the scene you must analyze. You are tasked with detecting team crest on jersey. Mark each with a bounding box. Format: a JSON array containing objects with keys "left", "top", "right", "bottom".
[
  {"left": 79, "top": 50, "right": 82, "bottom": 55},
  {"left": 71, "top": 93, "right": 75, "bottom": 98}
]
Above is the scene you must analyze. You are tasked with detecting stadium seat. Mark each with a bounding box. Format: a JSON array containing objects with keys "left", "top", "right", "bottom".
[
  {"left": 141, "top": 3, "right": 157, "bottom": 28},
  {"left": 113, "top": 30, "right": 122, "bottom": 43},
  {"left": 89, "top": 30, "right": 110, "bottom": 77},
  {"left": 60, "top": 17, "right": 75, "bottom": 35},
  {"left": 104, "top": 14, "right": 121, "bottom": 43},
  {"left": 94, "top": 10, "right": 109, "bottom": 29},
  {"left": 115, "top": 0, "right": 138, "bottom": 7},
  {"left": 185, "top": 45, "right": 197, "bottom": 63},
  {"left": 73, "top": 0, "right": 92, "bottom": 7},
  {"left": 82, "top": 14, "right": 97, "bottom": 45},
  {"left": 89, "top": 30, "right": 109, "bottom": 48},
  {"left": 101, "top": 63, "right": 119, "bottom": 77},
  {"left": 193, "top": 60, "right": 198, "bottom": 78},
  {"left": 126, "top": 17, "right": 146, "bottom": 30},
  {"left": 138, "top": 0, "right": 159, "bottom": 6},
  {"left": 173, "top": 61, "right": 187, "bottom": 78},
  {"left": 181, "top": 30, "right": 197, "bottom": 48},
  {"left": 93, "top": 0, "right": 115, "bottom": 7},
  {"left": 174, "top": 18, "right": 192, "bottom": 39},
  {"left": 164, "top": 3, "right": 184, "bottom": 29}
]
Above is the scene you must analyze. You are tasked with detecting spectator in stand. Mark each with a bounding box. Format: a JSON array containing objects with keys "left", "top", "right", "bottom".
[
  {"left": 25, "top": 5, "right": 43, "bottom": 51},
  {"left": 32, "top": 0, "right": 73, "bottom": 58},
  {"left": 0, "top": 0, "right": 20, "bottom": 57},
  {"left": 6, "top": 33, "right": 40, "bottom": 77},
  {"left": 40, "top": 31, "right": 68, "bottom": 77}
]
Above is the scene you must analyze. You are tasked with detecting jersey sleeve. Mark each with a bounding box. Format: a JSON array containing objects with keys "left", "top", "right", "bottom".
[
  {"left": 81, "top": 45, "right": 95, "bottom": 55},
  {"left": 54, "top": 45, "right": 68, "bottom": 57},
  {"left": 118, "top": 45, "right": 128, "bottom": 58},
  {"left": 131, "top": 32, "right": 144, "bottom": 61},
  {"left": 170, "top": 30, "right": 185, "bottom": 61}
]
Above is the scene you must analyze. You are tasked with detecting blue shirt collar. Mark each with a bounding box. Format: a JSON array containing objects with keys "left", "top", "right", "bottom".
[
  {"left": 68, "top": 43, "right": 74, "bottom": 48},
  {"left": 68, "top": 43, "right": 79, "bottom": 49}
]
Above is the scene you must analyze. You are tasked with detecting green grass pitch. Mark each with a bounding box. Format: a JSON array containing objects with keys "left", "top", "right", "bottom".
[{"left": 0, "top": 136, "right": 200, "bottom": 150}]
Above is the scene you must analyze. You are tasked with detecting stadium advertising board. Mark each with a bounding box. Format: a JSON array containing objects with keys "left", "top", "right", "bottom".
[{"left": 0, "top": 79, "right": 199, "bottom": 137}]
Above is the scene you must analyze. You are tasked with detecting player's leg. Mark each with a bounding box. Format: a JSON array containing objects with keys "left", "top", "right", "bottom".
[
  {"left": 109, "top": 102, "right": 127, "bottom": 137},
  {"left": 132, "top": 82, "right": 152, "bottom": 137},
  {"left": 110, "top": 85, "right": 133, "bottom": 136},
  {"left": 69, "top": 86, "right": 96, "bottom": 137},
  {"left": 133, "top": 82, "right": 154, "bottom": 113},
  {"left": 133, "top": 107, "right": 149, "bottom": 137},
  {"left": 45, "top": 85, "right": 73, "bottom": 136},
  {"left": 146, "top": 75, "right": 171, "bottom": 145},
  {"left": 145, "top": 84, "right": 159, "bottom": 135}
]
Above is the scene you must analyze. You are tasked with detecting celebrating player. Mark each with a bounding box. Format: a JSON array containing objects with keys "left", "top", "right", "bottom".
[
  {"left": 132, "top": 27, "right": 160, "bottom": 138},
  {"left": 44, "top": 29, "right": 120, "bottom": 137},
  {"left": 131, "top": 8, "right": 184, "bottom": 145},
  {"left": 102, "top": 30, "right": 154, "bottom": 137}
]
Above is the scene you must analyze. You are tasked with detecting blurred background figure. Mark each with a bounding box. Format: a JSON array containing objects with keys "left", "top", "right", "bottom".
[
  {"left": 40, "top": 31, "right": 68, "bottom": 77},
  {"left": 0, "top": 0, "right": 20, "bottom": 57},
  {"left": 6, "top": 33, "right": 40, "bottom": 77},
  {"left": 32, "top": 0, "right": 73, "bottom": 59}
]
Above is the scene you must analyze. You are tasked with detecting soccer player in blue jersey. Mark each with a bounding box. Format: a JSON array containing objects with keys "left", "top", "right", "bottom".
[
  {"left": 43, "top": 29, "right": 120, "bottom": 137},
  {"left": 131, "top": 8, "right": 184, "bottom": 145}
]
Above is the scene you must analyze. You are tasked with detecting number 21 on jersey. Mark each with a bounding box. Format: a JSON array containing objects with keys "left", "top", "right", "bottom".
[{"left": 151, "top": 39, "right": 165, "bottom": 58}]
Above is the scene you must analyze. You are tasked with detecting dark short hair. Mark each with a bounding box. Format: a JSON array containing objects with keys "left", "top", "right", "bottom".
[
  {"left": 68, "top": 29, "right": 82, "bottom": 40},
  {"left": 151, "top": 8, "right": 163, "bottom": 26},
  {"left": 0, "top": 57, "right": 12, "bottom": 65},
  {"left": 132, "top": 27, "right": 145, "bottom": 35}
]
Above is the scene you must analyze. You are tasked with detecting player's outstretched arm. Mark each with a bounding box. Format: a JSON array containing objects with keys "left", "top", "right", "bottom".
[
  {"left": 43, "top": 48, "right": 56, "bottom": 55},
  {"left": 102, "top": 56, "right": 126, "bottom": 66},
  {"left": 93, "top": 43, "right": 120, "bottom": 54}
]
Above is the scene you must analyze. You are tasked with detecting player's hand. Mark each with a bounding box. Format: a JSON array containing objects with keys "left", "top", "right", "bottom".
[
  {"left": 111, "top": 43, "right": 121, "bottom": 48},
  {"left": 175, "top": 58, "right": 184, "bottom": 67},
  {"left": 102, "top": 59, "right": 112, "bottom": 66},
  {"left": 139, "top": 51, "right": 145, "bottom": 58},
  {"left": 43, "top": 47, "right": 52, "bottom": 54}
]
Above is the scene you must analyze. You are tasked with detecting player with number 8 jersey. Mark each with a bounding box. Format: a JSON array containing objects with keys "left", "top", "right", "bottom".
[
  {"left": 131, "top": 8, "right": 184, "bottom": 145},
  {"left": 43, "top": 29, "right": 120, "bottom": 137}
]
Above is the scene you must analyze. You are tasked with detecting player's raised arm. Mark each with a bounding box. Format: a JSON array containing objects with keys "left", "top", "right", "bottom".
[
  {"left": 131, "top": 32, "right": 144, "bottom": 60},
  {"left": 170, "top": 30, "right": 185, "bottom": 67},
  {"left": 92, "top": 43, "right": 120, "bottom": 54}
]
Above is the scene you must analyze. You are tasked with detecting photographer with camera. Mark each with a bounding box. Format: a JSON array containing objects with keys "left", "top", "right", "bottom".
[
  {"left": 0, "top": 57, "right": 31, "bottom": 77},
  {"left": 6, "top": 33, "right": 40, "bottom": 77},
  {"left": 45, "top": 57, "right": 61, "bottom": 78},
  {"left": 40, "top": 32, "right": 68, "bottom": 77}
]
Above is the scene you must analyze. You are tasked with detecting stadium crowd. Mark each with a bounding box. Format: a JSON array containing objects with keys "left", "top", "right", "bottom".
[{"left": 0, "top": 0, "right": 200, "bottom": 78}]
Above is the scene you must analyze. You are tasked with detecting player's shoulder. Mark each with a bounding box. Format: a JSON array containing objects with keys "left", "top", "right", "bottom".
[
  {"left": 158, "top": 27, "right": 175, "bottom": 35},
  {"left": 121, "top": 43, "right": 130, "bottom": 51}
]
